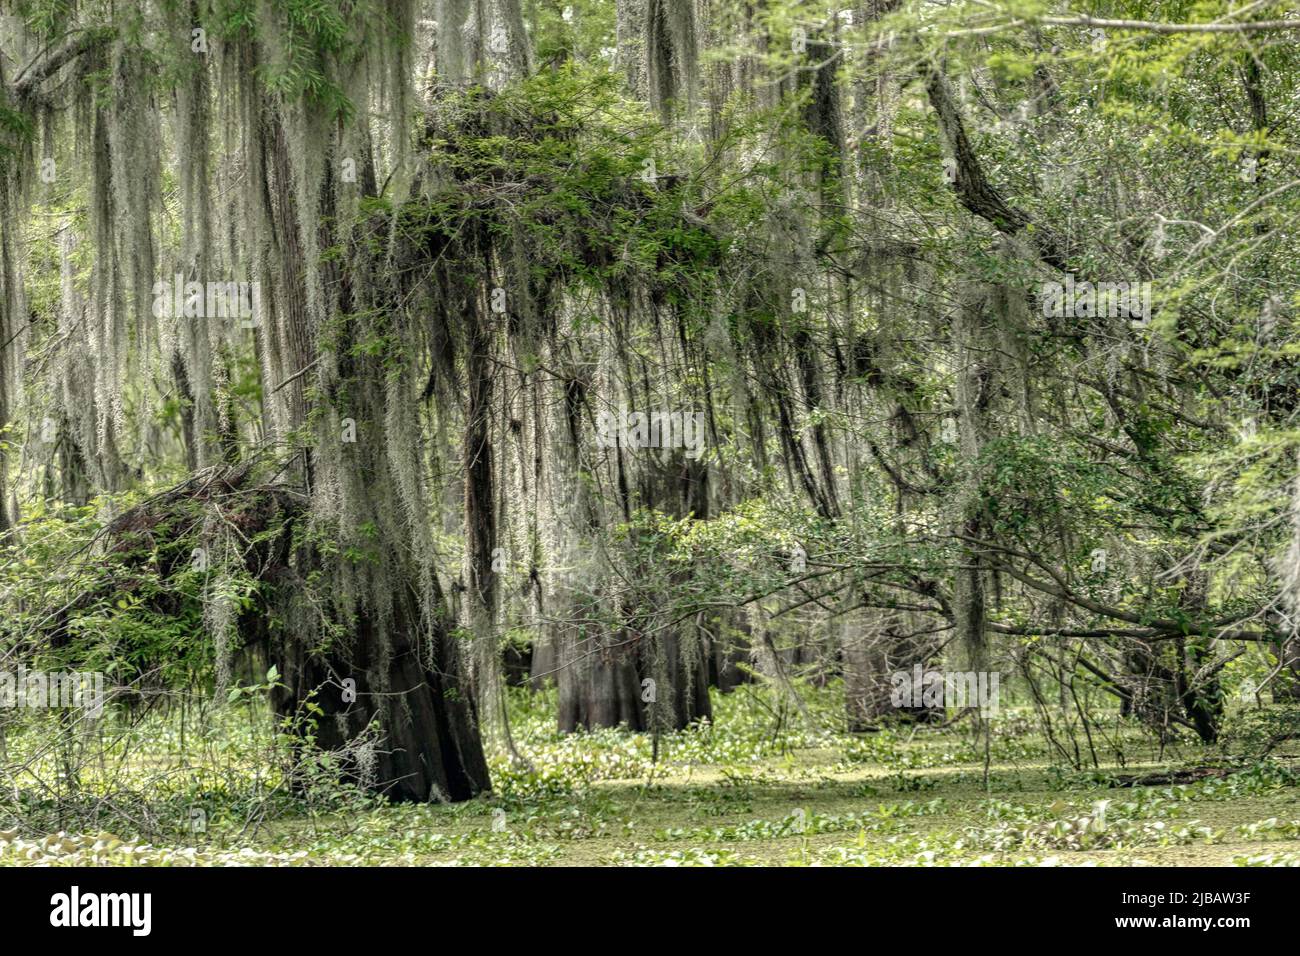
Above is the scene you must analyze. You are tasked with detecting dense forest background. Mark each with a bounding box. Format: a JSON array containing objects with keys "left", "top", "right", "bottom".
[{"left": 1, "top": 0, "right": 1299, "bottom": 866}]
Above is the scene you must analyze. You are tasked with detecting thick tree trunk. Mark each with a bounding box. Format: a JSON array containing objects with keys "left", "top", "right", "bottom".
[
  {"left": 843, "top": 618, "right": 888, "bottom": 730},
  {"left": 843, "top": 610, "right": 943, "bottom": 729},
  {"left": 557, "top": 630, "right": 646, "bottom": 732},
  {"left": 269, "top": 569, "right": 490, "bottom": 803},
  {"left": 529, "top": 630, "right": 557, "bottom": 689},
  {"left": 250, "top": 104, "right": 490, "bottom": 801},
  {"left": 649, "top": 629, "right": 712, "bottom": 729}
]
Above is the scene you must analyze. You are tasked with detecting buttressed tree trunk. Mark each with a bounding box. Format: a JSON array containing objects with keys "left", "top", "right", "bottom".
[
  {"left": 269, "top": 556, "right": 490, "bottom": 802},
  {"left": 255, "top": 98, "right": 490, "bottom": 799}
]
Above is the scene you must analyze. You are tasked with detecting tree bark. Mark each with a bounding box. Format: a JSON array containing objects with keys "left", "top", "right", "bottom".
[{"left": 267, "top": 553, "right": 490, "bottom": 803}]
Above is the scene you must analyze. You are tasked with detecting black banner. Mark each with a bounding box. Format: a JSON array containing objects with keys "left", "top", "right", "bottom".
[{"left": 0, "top": 865, "right": 1282, "bottom": 942}]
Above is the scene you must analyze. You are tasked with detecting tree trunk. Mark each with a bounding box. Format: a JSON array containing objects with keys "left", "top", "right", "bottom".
[
  {"left": 249, "top": 103, "right": 490, "bottom": 801},
  {"left": 707, "top": 611, "right": 752, "bottom": 693},
  {"left": 557, "top": 629, "right": 646, "bottom": 732},
  {"left": 648, "top": 629, "right": 711, "bottom": 729},
  {"left": 529, "top": 631, "right": 557, "bottom": 689},
  {"left": 268, "top": 559, "right": 490, "bottom": 803}
]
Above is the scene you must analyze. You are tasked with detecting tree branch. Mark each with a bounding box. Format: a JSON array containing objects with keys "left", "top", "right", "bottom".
[
  {"left": 12, "top": 28, "right": 111, "bottom": 99},
  {"left": 924, "top": 67, "right": 1071, "bottom": 271}
]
